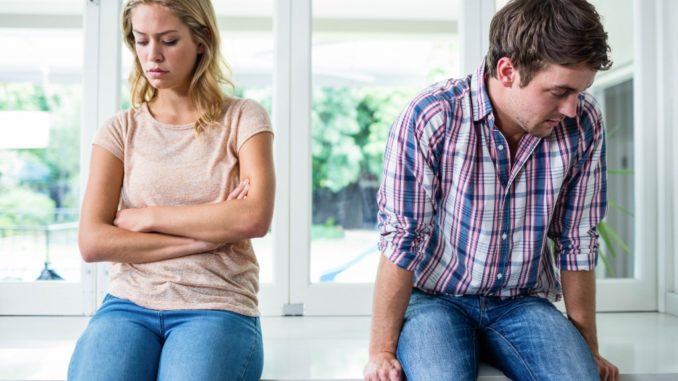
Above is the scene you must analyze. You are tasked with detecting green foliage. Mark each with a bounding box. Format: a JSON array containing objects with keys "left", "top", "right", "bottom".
[
  {"left": 0, "top": 83, "right": 50, "bottom": 111},
  {"left": 596, "top": 169, "right": 634, "bottom": 277},
  {"left": 311, "top": 218, "right": 345, "bottom": 240},
  {"left": 0, "top": 83, "right": 81, "bottom": 211},
  {"left": 312, "top": 87, "right": 363, "bottom": 192},
  {"left": 355, "top": 89, "right": 409, "bottom": 179},
  {"left": 311, "top": 87, "right": 410, "bottom": 192},
  {"left": 0, "top": 186, "right": 55, "bottom": 226}
]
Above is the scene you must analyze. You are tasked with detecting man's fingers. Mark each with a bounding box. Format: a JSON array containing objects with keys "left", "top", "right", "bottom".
[{"left": 389, "top": 368, "right": 400, "bottom": 381}]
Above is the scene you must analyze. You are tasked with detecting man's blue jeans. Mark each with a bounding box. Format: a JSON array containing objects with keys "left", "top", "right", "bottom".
[
  {"left": 68, "top": 294, "right": 263, "bottom": 381},
  {"left": 397, "top": 289, "right": 600, "bottom": 381}
]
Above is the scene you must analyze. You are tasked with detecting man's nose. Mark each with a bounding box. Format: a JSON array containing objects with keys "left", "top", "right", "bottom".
[{"left": 558, "top": 93, "right": 579, "bottom": 118}]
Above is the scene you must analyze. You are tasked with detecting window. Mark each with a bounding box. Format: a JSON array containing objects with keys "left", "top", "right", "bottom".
[
  {"left": 0, "top": 2, "right": 85, "bottom": 314},
  {"left": 1, "top": 0, "right": 660, "bottom": 316},
  {"left": 288, "top": 0, "right": 461, "bottom": 314}
]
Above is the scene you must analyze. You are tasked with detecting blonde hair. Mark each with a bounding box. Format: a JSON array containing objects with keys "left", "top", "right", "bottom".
[{"left": 122, "top": 0, "right": 234, "bottom": 134}]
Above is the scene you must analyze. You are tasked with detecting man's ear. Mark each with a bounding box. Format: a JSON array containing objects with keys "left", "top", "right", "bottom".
[{"left": 496, "top": 57, "right": 516, "bottom": 88}]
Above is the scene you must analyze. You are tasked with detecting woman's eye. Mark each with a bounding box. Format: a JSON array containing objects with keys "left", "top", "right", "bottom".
[
  {"left": 163, "top": 40, "right": 178, "bottom": 46},
  {"left": 135, "top": 40, "right": 149, "bottom": 46}
]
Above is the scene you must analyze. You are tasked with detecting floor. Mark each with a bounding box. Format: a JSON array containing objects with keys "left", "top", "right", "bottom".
[{"left": 1, "top": 313, "right": 677, "bottom": 380}]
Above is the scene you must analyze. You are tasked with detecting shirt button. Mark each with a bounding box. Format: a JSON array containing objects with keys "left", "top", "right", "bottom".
[
  {"left": 498, "top": 144, "right": 504, "bottom": 151},
  {"left": 497, "top": 273, "right": 503, "bottom": 279},
  {"left": 501, "top": 233, "right": 507, "bottom": 240}
]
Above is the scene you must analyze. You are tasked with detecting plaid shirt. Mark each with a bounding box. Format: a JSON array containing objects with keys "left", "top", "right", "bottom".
[{"left": 377, "top": 61, "right": 607, "bottom": 300}]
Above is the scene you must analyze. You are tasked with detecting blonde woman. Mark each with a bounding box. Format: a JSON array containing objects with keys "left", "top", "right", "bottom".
[{"left": 68, "top": 0, "right": 274, "bottom": 379}]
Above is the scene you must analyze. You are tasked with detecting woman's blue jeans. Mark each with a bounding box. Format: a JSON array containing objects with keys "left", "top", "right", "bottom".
[
  {"left": 68, "top": 294, "right": 263, "bottom": 381},
  {"left": 397, "top": 289, "right": 600, "bottom": 381}
]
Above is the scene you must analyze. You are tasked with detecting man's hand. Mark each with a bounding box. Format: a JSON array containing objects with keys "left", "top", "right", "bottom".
[
  {"left": 594, "top": 352, "right": 619, "bottom": 381},
  {"left": 363, "top": 352, "right": 402, "bottom": 381}
]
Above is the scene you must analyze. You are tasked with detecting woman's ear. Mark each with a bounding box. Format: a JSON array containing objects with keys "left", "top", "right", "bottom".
[{"left": 198, "top": 27, "right": 210, "bottom": 54}]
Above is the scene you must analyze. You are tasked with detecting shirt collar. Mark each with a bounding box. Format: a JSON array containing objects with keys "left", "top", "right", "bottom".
[{"left": 470, "top": 58, "right": 494, "bottom": 122}]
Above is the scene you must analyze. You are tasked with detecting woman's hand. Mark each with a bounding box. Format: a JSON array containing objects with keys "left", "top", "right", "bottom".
[
  {"left": 228, "top": 179, "right": 250, "bottom": 200},
  {"left": 113, "top": 180, "right": 250, "bottom": 233},
  {"left": 114, "top": 207, "right": 154, "bottom": 232}
]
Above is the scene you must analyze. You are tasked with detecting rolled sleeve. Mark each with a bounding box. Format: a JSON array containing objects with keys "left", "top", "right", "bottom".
[
  {"left": 549, "top": 94, "right": 607, "bottom": 271},
  {"left": 377, "top": 97, "right": 442, "bottom": 272}
]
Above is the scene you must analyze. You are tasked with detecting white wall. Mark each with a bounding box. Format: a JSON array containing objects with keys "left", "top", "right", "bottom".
[{"left": 669, "top": 0, "right": 678, "bottom": 297}]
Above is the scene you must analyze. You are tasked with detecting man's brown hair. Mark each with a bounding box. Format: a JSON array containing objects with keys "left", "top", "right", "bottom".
[{"left": 486, "top": 0, "right": 612, "bottom": 87}]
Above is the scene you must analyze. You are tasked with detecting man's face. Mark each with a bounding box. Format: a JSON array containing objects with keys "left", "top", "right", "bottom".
[{"left": 505, "top": 63, "right": 597, "bottom": 138}]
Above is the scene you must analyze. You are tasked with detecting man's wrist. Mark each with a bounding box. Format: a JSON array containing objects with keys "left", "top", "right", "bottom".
[{"left": 368, "top": 350, "right": 397, "bottom": 359}]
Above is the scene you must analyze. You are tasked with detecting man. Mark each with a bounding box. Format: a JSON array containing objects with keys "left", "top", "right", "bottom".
[{"left": 364, "top": 0, "right": 620, "bottom": 380}]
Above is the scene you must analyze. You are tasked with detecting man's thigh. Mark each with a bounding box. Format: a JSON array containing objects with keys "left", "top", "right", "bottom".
[
  {"left": 483, "top": 296, "right": 599, "bottom": 381},
  {"left": 68, "top": 295, "right": 162, "bottom": 381},
  {"left": 157, "top": 309, "right": 263, "bottom": 381},
  {"left": 397, "top": 290, "right": 479, "bottom": 381}
]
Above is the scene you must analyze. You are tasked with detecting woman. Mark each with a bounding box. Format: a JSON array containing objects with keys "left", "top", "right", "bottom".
[{"left": 68, "top": 0, "right": 274, "bottom": 379}]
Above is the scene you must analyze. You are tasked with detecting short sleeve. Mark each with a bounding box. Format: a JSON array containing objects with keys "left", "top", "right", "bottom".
[
  {"left": 92, "top": 114, "right": 125, "bottom": 160},
  {"left": 235, "top": 99, "right": 273, "bottom": 152}
]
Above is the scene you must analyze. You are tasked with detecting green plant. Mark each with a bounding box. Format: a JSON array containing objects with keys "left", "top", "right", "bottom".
[
  {"left": 597, "top": 196, "right": 633, "bottom": 277},
  {"left": 311, "top": 218, "right": 345, "bottom": 240}
]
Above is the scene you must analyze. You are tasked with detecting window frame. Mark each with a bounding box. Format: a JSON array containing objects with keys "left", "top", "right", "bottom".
[{"left": 0, "top": 0, "right": 666, "bottom": 316}]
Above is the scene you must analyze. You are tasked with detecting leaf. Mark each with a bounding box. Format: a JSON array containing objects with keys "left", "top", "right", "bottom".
[
  {"left": 599, "top": 221, "right": 632, "bottom": 256},
  {"left": 608, "top": 169, "right": 634, "bottom": 176},
  {"left": 597, "top": 246, "right": 616, "bottom": 277},
  {"left": 608, "top": 200, "right": 634, "bottom": 217},
  {"left": 597, "top": 222, "right": 618, "bottom": 258}
]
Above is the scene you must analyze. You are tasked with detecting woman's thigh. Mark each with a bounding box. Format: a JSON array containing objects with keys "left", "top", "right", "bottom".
[
  {"left": 68, "top": 295, "right": 162, "bottom": 381},
  {"left": 483, "top": 297, "right": 599, "bottom": 381},
  {"left": 157, "top": 309, "right": 263, "bottom": 381},
  {"left": 397, "top": 291, "right": 479, "bottom": 381}
]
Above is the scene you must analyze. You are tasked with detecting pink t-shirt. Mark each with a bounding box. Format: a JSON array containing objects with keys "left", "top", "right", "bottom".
[{"left": 92, "top": 98, "right": 272, "bottom": 316}]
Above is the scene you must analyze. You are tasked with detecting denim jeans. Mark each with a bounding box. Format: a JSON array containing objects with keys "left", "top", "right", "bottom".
[
  {"left": 68, "top": 294, "right": 263, "bottom": 381},
  {"left": 397, "top": 289, "right": 599, "bottom": 381}
]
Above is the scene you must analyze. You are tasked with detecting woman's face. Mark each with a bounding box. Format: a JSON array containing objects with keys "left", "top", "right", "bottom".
[{"left": 130, "top": 3, "right": 203, "bottom": 94}]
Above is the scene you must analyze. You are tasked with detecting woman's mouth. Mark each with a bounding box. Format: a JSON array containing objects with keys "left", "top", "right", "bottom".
[{"left": 147, "top": 69, "right": 168, "bottom": 78}]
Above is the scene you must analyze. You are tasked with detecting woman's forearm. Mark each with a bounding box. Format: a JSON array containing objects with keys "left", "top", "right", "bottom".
[
  {"left": 117, "top": 134, "right": 276, "bottom": 243},
  {"left": 146, "top": 199, "right": 272, "bottom": 243},
  {"left": 79, "top": 222, "right": 218, "bottom": 264}
]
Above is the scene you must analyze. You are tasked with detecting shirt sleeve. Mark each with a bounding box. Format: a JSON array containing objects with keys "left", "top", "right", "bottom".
[
  {"left": 549, "top": 94, "right": 607, "bottom": 271},
  {"left": 377, "top": 96, "right": 444, "bottom": 272},
  {"left": 235, "top": 99, "right": 273, "bottom": 153},
  {"left": 92, "top": 113, "right": 125, "bottom": 161}
]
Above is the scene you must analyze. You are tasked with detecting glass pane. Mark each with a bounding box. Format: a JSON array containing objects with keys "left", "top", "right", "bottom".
[
  {"left": 216, "top": 1, "right": 274, "bottom": 283},
  {"left": 495, "top": 0, "right": 510, "bottom": 11},
  {"left": 310, "top": 0, "right": 461, "bottom": 283},
  {"left": 590, "top": 0, "right": 634, "bottom": 279},
  {"left": 120, "top": 0, "right": 275, "bottom": 282},
  {"left": 0, "top": 28, "right": 82, "bottom": 282}
]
